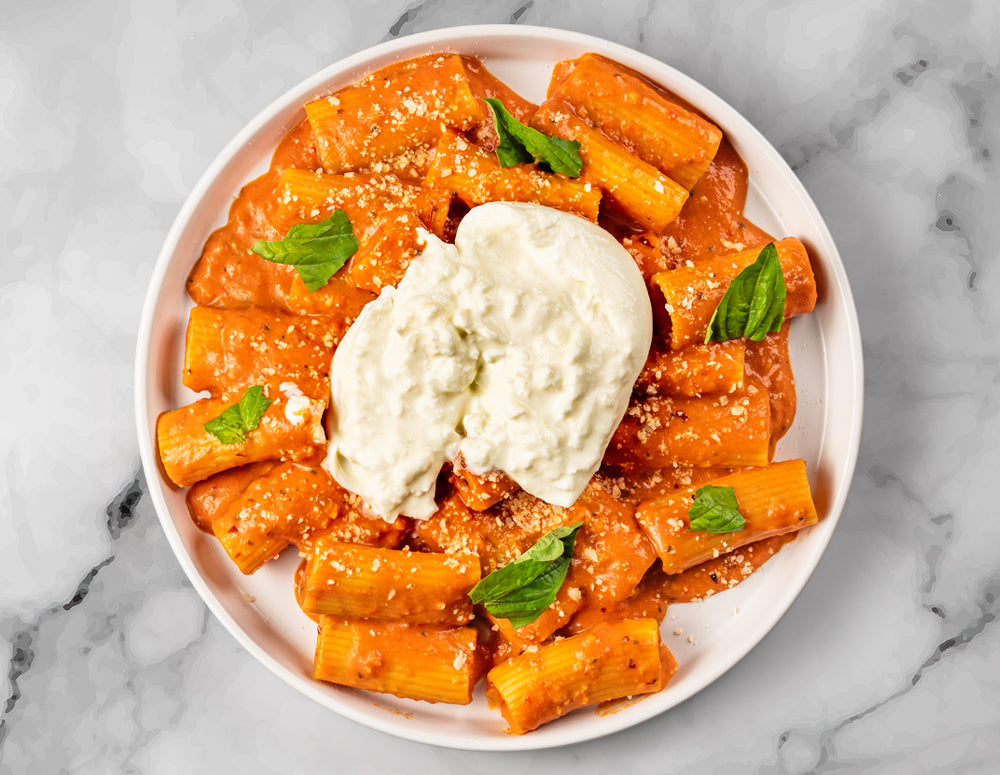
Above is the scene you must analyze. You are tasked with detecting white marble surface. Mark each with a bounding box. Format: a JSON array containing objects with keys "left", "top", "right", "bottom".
[{"left": 2, "top": 0, "right": 998, "bottom": 771}]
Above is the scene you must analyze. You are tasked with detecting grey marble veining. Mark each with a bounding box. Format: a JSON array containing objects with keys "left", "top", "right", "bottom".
[{"left": 2, "top": 0, "right": 998, "bottom": 772}]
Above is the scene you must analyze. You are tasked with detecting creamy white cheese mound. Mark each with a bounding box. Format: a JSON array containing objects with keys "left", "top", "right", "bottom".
[{"left": 323, "top": 201, "right": 653, "bottom": 520}]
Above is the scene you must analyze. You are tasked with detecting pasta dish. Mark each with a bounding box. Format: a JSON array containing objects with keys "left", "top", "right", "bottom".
[{"left": 155, "top": 51, "right": 819, "bottom": 734}]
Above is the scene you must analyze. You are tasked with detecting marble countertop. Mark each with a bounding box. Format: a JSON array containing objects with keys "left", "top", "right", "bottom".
[{"left": 2, "top": 0, "right": 998, "bottom": 772}]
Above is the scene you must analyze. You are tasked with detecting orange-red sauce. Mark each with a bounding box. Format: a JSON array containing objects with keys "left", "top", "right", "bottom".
[{"left": 165, "top": 51, "right": 819, "bottom": 734}]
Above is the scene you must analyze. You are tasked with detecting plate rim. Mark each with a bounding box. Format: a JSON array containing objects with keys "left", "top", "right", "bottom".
[{"left": 135, "top": 23, "right": 864, "bottom": 751}]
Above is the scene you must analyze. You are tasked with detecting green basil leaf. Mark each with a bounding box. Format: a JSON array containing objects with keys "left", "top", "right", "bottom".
[
  {"left": 480, "top": 557, "right": 574, "bottom": 629},
  {"left": 469, "top": 521, "right": 583, "bottom": 628},
  {"left": 705, "top": 242, "right": 786, "bottom": 343},
  {"left": 251, "top": 210, "right": 359, "bottom": 292},
  {"left": 202, "top": 405, "right": 247, "bottom": 445},
  {"left": 688, "top": 485, "right": 745, "bottom": 533},
  {"left": 482, "top": 98, "right": 583, "bottom": 178},
  {"left": 483, "top": 98, "right": 534, "bottom": 168},
  {"left": 237, "top": 385, "right": 271, "bottom": 431},
  {"left": 203, "top": 385, "right": 272, "bottom": 445}
]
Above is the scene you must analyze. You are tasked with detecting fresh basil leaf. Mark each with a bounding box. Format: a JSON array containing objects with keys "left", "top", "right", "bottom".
[
  {"left": 483, "top": 98, "right": 534, "bottom": 168},
  {"left": 479, "top": 557, "right": 574, "bottom": 629},
  {"left": 688, "top": 485, "right": 745, "bottom": 533},
  {"left": 482, "top": 98, "right": 583, "bottom": 178},
  {"left": 705, "top": 242, "right": 786, "bottom": 343},
  {"left": 202, "top": 405, "right": 247, "bottom": 445},
  {"left": 251, "top": 210, "right": 358, "bottom": 292},
  {"left": 469, "top": 521, "right": 583, "bottom": 628},
  {"left": 237, "top": 385, "right": 271, "bottom": 431},
  {"left": 203, "top": 385, "right": 272, "bottom": 445},
  {"left": 470, "top": 523, "right": 573, "bottom": 601}
]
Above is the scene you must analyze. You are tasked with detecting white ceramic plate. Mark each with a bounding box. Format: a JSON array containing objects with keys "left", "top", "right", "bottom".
[{"left": 135, "top": 25, "right": 863, "bottom": 750}]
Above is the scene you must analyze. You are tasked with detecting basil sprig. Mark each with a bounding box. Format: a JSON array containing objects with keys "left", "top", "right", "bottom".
[
  {"left": 482, "top": 98, "right": 583, "bottom": 177},
  {"left": 203, "top": 385, "right": 272, "bottom": 445},
  {"left": 251, "top": 210, "right": 358, "bottom": 292},
  {"left": 688, "top": 485, "right": 745, "bottom": 533},
  {"left": 469, "top": 521, "right": 583, "bottom": 628},
  {"left": 705, "top": 242, "right": 786, "bottom": 343}
]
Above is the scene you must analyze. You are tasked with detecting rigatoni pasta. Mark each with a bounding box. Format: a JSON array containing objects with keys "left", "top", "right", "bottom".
[
  {"left": 636, "top": 339, "right": 746, "bottom": 398},
  {"left": 531, "top": 100, "right": 689, "bottom": 231},
  {"left": 424, "top": 130, "right": 602, "bottom": 220},
  {"left": 304, "top": 54, "right": 484, "bottom": 175},
  {"left": 486, "top": 618, "right": 670, "bottom": 734},
  {"left": 182, "top": 306, "right": 334, "bottom": 399},
  {"left": 635, "top": 459, "right": 819, "bottom": 574},
  {"left": 547, "top": 52, "right": 723, "bottom": 190},
  {"left": 298, "top": 538, "right": 479, "bottom": 623},
  {"left": 605, "top": 376, "right": 772, "bottom": 470},
  {"left": 156, "top": 394, "right": 326, "bottom": 488},
  {"left": 156, "top": 49, "right": 822, "bottom": 734},
  {"left": 314, "top": 618, "right": 478, "bottom": 705},
  {"left": 209, "top": 461, "right": 406, "bottom": 574},
  {"left": 652, "top": 237, "right": 818, "bottom": 349}
]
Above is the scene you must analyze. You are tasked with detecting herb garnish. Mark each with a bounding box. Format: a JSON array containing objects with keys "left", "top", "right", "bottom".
[
  {"left": 705, "top": 242, "right": 786, "bottom": 343},
  {"left": 203, "top": 385, "right": 272, "bottom": 445},
  {"left": 482, "top": 98, "right": 583, "bottom": 177},
  {"left": 251, "top": 210, "right": 358, "bottom": 292},
  {"left": 688, "top": 485, "right": 745, "bottom": 533},
  {"left": 469, "top": 521, "right": 583, "bottom": 628}
]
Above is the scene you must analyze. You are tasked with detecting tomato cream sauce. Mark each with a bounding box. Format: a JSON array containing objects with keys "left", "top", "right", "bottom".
[
  {"left": 182, "top": 56, "right": 795, "bottom": 644},
  {"left": 162, "top": 50, "right": 827, "bottom": 735},
  {"left": 186, "top": 94, "right": 799, "bottom": 604}
]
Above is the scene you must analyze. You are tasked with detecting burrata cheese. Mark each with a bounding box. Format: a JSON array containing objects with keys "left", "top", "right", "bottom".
[{"left": 323, "top": 201, "right": 653, "bottom": 520}]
